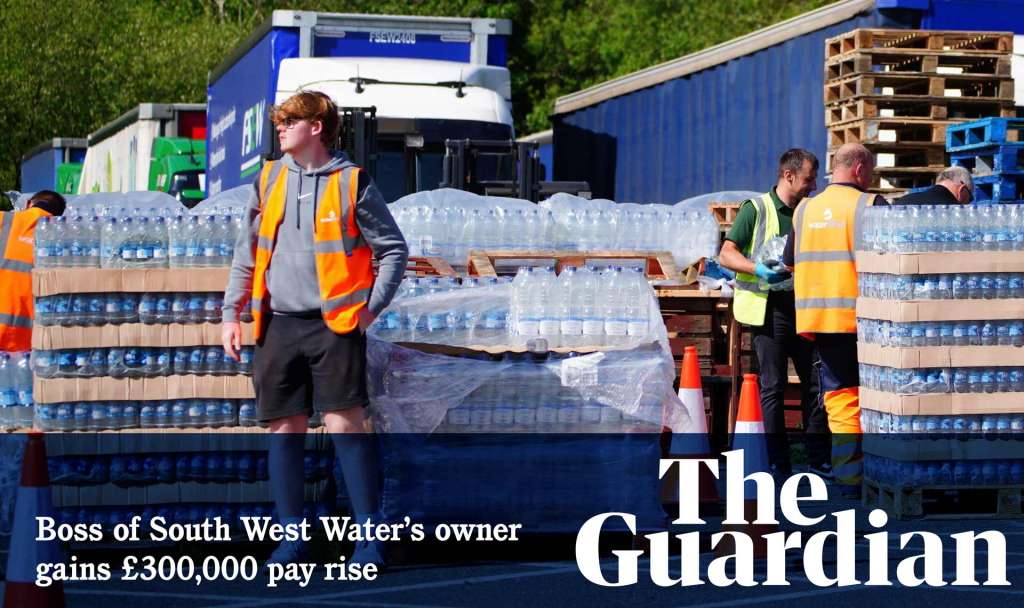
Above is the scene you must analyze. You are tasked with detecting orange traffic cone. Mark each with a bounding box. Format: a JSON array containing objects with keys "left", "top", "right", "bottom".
[
  {"left": 664, "top": 346, "right": 718, "bottom": 506},
  {"left": 717, "top": 373, "right": 775, "bottom": 558},
  {"left": 5, "top": 432, "right": 65, "bottom": 608}
]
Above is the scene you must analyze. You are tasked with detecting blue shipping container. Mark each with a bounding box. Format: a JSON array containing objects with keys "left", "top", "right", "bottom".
[
  {"left": 19, "top": 138, "right": 86, "bottom": 193},
  {"left": 551, "top": 0, "right": 1024, "bottom": 203}
]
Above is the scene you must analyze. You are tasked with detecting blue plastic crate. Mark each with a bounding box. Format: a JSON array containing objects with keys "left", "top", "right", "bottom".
[
  {"left": 951, "top": 143, "right": 1024, "bottom": 177},
  {"left": 947, "top": 118, "right": 1024, "bottom": 152}
]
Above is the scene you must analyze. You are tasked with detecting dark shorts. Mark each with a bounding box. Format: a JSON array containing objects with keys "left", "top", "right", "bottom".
[{"left": 254, "top": 313, "right": 368, "bottom": 422}]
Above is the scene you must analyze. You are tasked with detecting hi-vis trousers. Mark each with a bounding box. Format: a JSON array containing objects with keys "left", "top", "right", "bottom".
[{"left": 813, "top": 333, "right": 862, "bottom": 488}]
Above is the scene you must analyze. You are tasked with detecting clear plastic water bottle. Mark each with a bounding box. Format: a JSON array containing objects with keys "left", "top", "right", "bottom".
[
  {"left": 138, "top": 293, "right": 157, "bottom": 324},
  {"left": 240, "top": 347, "right": 254, "bottom": 375},
  {"left": 184, "top": 216, "right": 202, "bottom": 268},
  {"left": 100, "top": 218, "right": 120, "bottom": 269},
  {"left": 152, "top": 217, "right": 168, "bottom": 267},
  {"left": 579, "top": 265, "right": 604, "bottom": 344},
  {"left": 200, "top": 215, "right": 218, "bottom": 267},
  {"left": 186, "top": 347, "right": 203, "bottom": 375},
  {"left": 203, "top": 346, "right": 223, "bottom": 376},
  {"left": 423, "top": 278, "right": 447, "bottom": 334},
  {"left": 536, "top": 268, "right": 560, "bottom": 339},
  {"left": 625, "top": 267, "right": 650, "bottom": 337},
  {"left": 557, "top": 266, "right": 583, "bottom": 345},
  {"left": 478, "top": 277, "right": 506, "bottom": 341},
  {"left": 117, "top": 217, "right": 137, "bottom": 266},
  {"left": 0, "top": 354, "right": 17, "bottom": 428},
  {"left": 51, "top": 216, "right": 70, "bottom": 267},
  {"left": 202, "top": 293, "right": 222, "bottom": 323},
  {"left": 135, "top": 218, "right": 155, "bottom": 266},
  {"left": 68, "top": 216, "right": 87, "bottom": 267},
  {"left": 34, "top": 216, "right": 54, "bottom": 268},
  {"left": 512, "top": 268, "right": 539, "bottom": 336},
  {"left": 168, "top": 216, "right": 186, "bottom": 268},
  {"left": 84, "top": 216, "right": 101, "bottom": 268},
  {"left": 602, "top": 267, "right": 629, "bottom": 342},
  {"left": 217, "top": 215, "right": 233, "bottom": 266},
  {"left": 171, "top": 293, "right": 188, "bottom": 323},
  {"left": 188, "top": 293, "right": 204, "bottom": 323}
]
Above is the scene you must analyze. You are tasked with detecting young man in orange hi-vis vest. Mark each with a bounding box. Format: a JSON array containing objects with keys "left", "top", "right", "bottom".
[
  {"left": 0, "top": 191, "right": 66, "bottom": 352},
  {"left": 783, "top": 143, "right": 886, "bottom": 500},
  {"left": 222, "top": 91, "right": 408, "bottom": 567}
]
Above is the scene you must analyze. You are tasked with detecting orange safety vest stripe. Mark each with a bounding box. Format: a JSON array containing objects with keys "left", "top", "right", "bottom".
[
  {"left": 0, "top": 207, "right": 49, "bottom": 351},
  {"left": 793, "top": 186, "right": 872, "bottom": 335},
  {"left": 251, "top": 160, "right": 373, "bottom": 340}
]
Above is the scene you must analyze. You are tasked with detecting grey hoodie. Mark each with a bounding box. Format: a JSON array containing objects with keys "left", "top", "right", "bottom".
[{"left": 222, "top": 152, "right": 408, "bottom": 323}]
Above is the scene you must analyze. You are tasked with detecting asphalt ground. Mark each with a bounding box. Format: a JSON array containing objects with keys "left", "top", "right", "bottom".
[{"left": 5, "top": 493, "right": 1024, "bottom": 608}]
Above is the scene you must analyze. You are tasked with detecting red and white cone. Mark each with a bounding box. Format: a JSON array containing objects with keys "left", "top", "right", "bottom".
[
  {"left": 717, "top": 373, "right": 775, "bottom": 558},
  {"left": 664, "top": 346, "right": 719, "bottom": 507},
  {"left": 4, "top": 431, "right": 65, "bottom": 608}
]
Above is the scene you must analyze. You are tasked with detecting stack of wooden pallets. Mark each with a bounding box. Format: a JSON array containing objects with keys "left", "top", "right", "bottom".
[{"left": 824, "top": 28, "right": 1016, "bottom": 197}]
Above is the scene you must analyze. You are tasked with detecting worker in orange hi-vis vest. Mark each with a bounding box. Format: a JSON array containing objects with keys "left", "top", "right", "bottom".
[
  {"left": 0, "top": 191, "right": 66, "bottom": 352},
  {"left": 221, "top": 91, "right": 408, "bottom": 569},
  {"left": 782, "top": 143, "right": 888, "bottom": 500}
]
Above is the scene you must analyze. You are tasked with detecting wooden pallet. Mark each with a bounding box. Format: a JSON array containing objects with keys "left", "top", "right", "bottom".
[
  {"left": 826, "top": 95, "right": 1017, "bottom": 125},
  {"left": 466, "top": 249, "right": 698, "bottom": 282},
  {"left": 709, "top": 202, "right": 742, "bottom": 230},
  {"left": 404, "top": 256, "right": 458, "bottom": 277},
  {"left": 826, "top": 29, "right": 1014, "bottom": 60},
  {"left": 870, "top": 166, "right": 945, "bottom": 193},
  {"left": 828, "top": 118, "right": 952, "bottom": 146},
  {"left": 828, "top": 143, "right": 946, "bottom": 173},
  {"left": 825, "top": 50, "right": 1011, "bottom": 81},
  {"left": 864, "top": 478, "right": 1024, "bottom": 520},
  {"left": 824, "top": 73, "right": 1014, "bottom": 104}
]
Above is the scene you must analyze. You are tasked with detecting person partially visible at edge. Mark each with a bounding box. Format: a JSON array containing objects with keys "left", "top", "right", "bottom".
[
  {"left": 782, "top": 143, "right": 887, "bottom": 500},
  {"left": 221, "top": 90, "right": 408, "bottom": 567},
  {"left": 0, "top": 190, "right": 66, "bottom": 352},
  {"left": 718, "top": 149, "right": 830, "bottom": 482},
  {"left": 893, "top": 165, "right": 974, "bottom": 205}
]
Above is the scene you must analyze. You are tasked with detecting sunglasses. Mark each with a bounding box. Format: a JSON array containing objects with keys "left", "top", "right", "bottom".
[{"left": 275, "top": 117, "right": 307, "bottom": 129}]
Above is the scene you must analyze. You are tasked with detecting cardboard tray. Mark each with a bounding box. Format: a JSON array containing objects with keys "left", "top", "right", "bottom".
[
  {"left": 861, "top": 388, "right": 1024, "bottom": 415},
  {"left": 858, "top": 342, "right": 1024, "bottom": 369},
  {"left": 856, "top": 251, "right": 1024, "bottom": 275},
  {"left": 33, "top": 268, "right": 231, "bottom": 297},
  {"left": 857, "top": 297, "right": 1024, "bottom": 322},
  {"left": 863, "top": 435, "right": 1024, "bottom": 462},
  {"left": 32, "top": 322, "right": 255, "bottom": 350},
  {"left": 33, "top": 375, "right": 255, "bottom": 404}
]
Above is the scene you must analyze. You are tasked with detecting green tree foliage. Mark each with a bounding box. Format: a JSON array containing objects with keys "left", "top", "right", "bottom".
[{"left": 0, "top": 0, "right": 829, "bottom": 192}]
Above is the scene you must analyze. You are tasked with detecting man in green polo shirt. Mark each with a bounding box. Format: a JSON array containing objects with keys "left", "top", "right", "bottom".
[{"left": 718, "top": 148, "right": 830, "bottom": 480}]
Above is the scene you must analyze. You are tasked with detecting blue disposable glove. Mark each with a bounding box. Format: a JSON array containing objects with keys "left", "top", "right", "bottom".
[{"left": 754, "top": 262, "right": 789, "bottom": 284}]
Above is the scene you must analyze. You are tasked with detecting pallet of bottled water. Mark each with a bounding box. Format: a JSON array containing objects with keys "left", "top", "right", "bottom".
[
  {"left": 372, "top": 266, "right": 660, "bottom": 352},
  {"left": 389, "top": 189, "right": 720, "bottom": 272},
  {"left": 31, "top": 268, "right": 256, "bottom": 434},
  {"left": 856, "top": 223, "right": 1024, "bottom": 503},
  {"left": 367, "top": 269, "right": 691, "bottom": 435}
]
